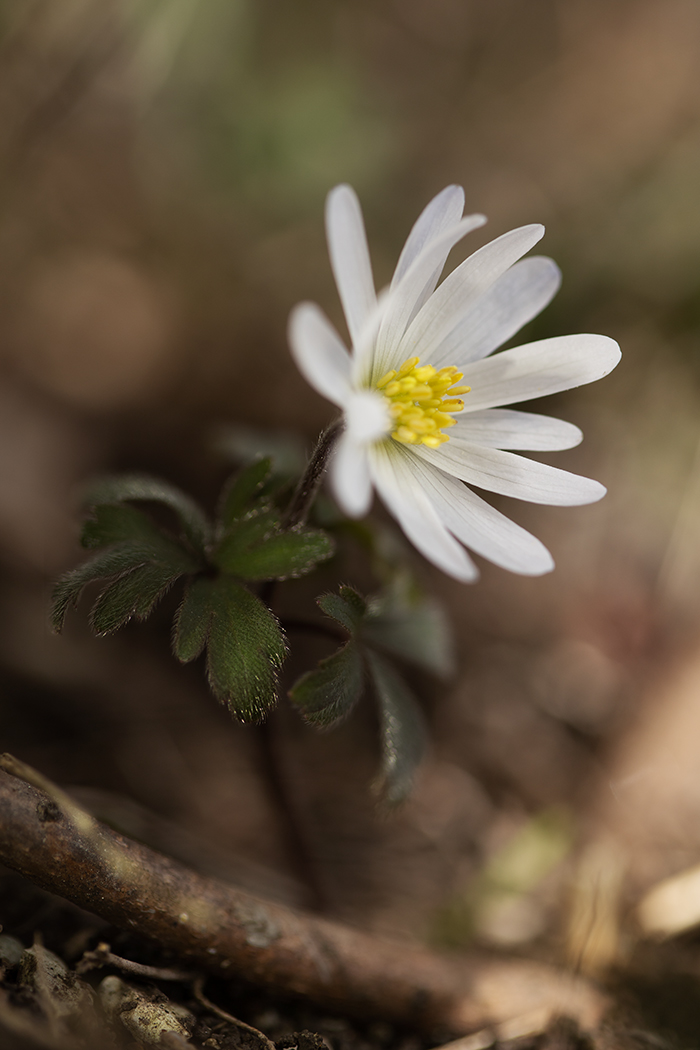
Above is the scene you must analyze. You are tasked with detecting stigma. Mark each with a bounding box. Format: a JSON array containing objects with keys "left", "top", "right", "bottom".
[{"left": 375, "top": 357, "right": 470, "bottom": 448}]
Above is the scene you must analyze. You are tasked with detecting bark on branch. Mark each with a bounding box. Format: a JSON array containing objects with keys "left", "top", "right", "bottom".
[{"left": 0, "top": 759, "right": 604, "bottom": 1038}]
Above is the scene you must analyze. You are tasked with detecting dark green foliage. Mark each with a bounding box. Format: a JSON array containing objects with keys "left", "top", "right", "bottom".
[
  {"left": 172, "top": 575, "right": 212, "bottom": 663},
  {"left": 289, "top": 639, "right": 364, "bottom": 728},
  {"left": 90, "top": 560, "right": 194, "bottom": 636},
  {"left": 51, "top": 544, "right": 195, "bottom": 633},
  {"left": 215, "top": 508, "right": 280, "bottom": 566},
  {"left": 52, "top": 492, "right": 203, "bottom": 635},
  {"left": 52, "top": 458, "right": 443, "bottom": 799},
  {"left": 52, "top": 464, "right": 339, "bottom": 724},
  {"left": 289, "top": 579, "right": 439, "bottom": 800},
  {"left": 81, "top": 503, "right": 172, "bottom": 551},
  {"left": 217, "top": 524, "right": 334, "bottom": 580},
  {"left": 316, "top": 580, "right": 452, "bottom": 677},
  {"left": 174, "top": 576, "right": 287, "bottom": 723},
  {"left": 52, "top": 538, "right": 200, "bottom": 635},
  {"left": 85, "top": 474, "right": 211, "bottom": 555},
  {"left": 214, "top": 504, "right": 334, "bottom": 581},
  {"left": 366, "top": 650, "right": 426, "bottom": 805},
  {"left": 317, "top": 586, "right": 367, "bottom": 633},
  {"left": 240, "top": 528, "right": 334, "bottom": 581},
  {"left": 218, "top": 457, "right": 272, "bottom": 529}
]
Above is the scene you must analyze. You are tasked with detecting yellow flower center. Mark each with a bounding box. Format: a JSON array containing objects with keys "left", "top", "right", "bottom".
[{"left": 375, "top": 356, "right": 470, "bottom": 448}]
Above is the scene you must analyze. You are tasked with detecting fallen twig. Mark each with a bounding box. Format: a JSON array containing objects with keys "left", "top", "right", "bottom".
[
  {"left": 76, "top": 941, "right": 194, "bottom": 982},
  {"left": 193, "top": 975, "right": 277, "bottom": 1050},
  {"left": 0, "top": 758, "right": 605, "bottom": 1036}
]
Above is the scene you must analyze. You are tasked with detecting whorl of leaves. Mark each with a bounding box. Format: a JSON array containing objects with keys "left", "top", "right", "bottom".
[
  {"left": 51, "top": 454, "right": 450, "bottom": 798},
  {"left": 51, "top": 458, "right": 335, "bottom": 722}
]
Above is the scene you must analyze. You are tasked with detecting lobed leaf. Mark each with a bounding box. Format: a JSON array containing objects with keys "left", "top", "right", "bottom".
[
  {"left": 213, "top": 508, "right": 280, "bottom": 571},
  {"left": 90, "top": 561, "right": 190, "bottom": 636},
  {"left": 173, "top": 576, "right": 287, "bottom": 723},
  {"left": 82, "top": 503, "right": 180, "bottom": 552},
  {"left": 317, "top": 586, "right": 367, "bottom": 635},
  {"left": 84, "top": 474, "right": 211, "bottom": 555},
  {"left": 218, "top": 457, "right": 273, "bottom": 529},
  {"left": 173, "top": 576, "right": 214, "bottom": 663},
  {"left": 225, "top": 528, "right": 335, "bottom": 581},
  {"left": 366, "top": 650, "right": 427, "bottom": 805},
  {"left": 51, "top": 545, "right": 159, "bottom": 632},
  {"left": 214, "top": 502, "right": 334, "bottom": 581},
  {"left": 289, "top": 639, "right": 364, "bottom": 729}
]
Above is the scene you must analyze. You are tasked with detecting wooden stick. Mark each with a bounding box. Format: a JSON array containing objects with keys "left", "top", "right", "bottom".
[{"left": 0, "top": 759, "right": 605, "bottom": 1035}]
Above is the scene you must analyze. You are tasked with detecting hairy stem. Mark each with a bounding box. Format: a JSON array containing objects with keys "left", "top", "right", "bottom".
[{"left": 283, "top": 417, "right": 343, "bottom": 528}]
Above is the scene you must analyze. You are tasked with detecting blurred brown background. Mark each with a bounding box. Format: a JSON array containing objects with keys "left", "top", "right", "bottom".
[{"left": 3, "top": 0, "right": 700, "bottom": 969}]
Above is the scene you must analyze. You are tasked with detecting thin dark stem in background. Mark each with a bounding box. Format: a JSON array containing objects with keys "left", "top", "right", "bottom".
[
  {"left": 283, "top": 417, "right": 343, "bottom": 528},
  {"left": 255, "top": 712, "right": 329, "bottom": 914},
  {"left": 254, "top": 420, "right": 343, "bottom": 911},
  {"left": 257, "top": 582, "right": 330, "bottom": 913}
]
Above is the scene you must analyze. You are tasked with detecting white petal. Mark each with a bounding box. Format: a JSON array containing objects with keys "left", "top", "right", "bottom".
[
  {"left": 350, "top": 287, "right": 392, "bottom": 387},
  {"left": 372, "top": 213, "right": 487, "bottom": 381},
  {"left": 415, "top": 442, "right": 605, "bottom": 505},
  {"left": 369, "top": 444, "right": 478, "bottom": 582},
  {"left": 453, "top": 409, "right": 582, "bottom": 451},
  {"left": 426, "top": 256, "right": 562, "bottom": 370},
  {"left": 331, "top": 432, "right": 373, "bottom": 518},
  {"left": 462, "top": 334, "right": 622, "bottom": 412},
  {"left": 345, "top": 389, "right": 391, "bottom": 444},
  {"left": 401, "top": 224, "right": 545, "bottom": 365},
  {"left": 288, "top": 303, "right": 351, "bottom": 408},
  {"left": 391, "top": 185, "right": 465, "bottom": 294},
  {"left": 325, "top": 185, "right": 377, "bottom": 346},
  {"left": 406, "top": 457, "right": 554, "bottom": 575}
]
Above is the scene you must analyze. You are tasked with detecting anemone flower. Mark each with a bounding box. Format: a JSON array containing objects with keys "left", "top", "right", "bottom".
[{"left": 288, "top": 184, "right": 620, "bottom": 582}]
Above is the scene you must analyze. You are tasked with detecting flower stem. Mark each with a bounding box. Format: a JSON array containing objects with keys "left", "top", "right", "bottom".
[{"left": 283, "top": 417, "right": 343, "bottom": 528}]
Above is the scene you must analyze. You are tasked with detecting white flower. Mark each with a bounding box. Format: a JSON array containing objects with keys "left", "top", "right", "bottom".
[{"left": 288, "top": 184, "right": 621, "bottom": 582}]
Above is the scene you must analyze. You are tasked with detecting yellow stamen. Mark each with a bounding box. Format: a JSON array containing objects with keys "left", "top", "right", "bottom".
[
  {"left": 376, "top": 356, "right": 469, "bottom": 448},
  {"left": 397, "top": 356, "right": 420, "bottom": 376},
  {"left": 393, "top": 426, "right": 418, "bottom": 444}
]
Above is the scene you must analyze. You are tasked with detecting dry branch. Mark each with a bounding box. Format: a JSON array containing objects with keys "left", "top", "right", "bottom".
[{"left": 0, "top": 759, "right": 604, "bottom": 1037}]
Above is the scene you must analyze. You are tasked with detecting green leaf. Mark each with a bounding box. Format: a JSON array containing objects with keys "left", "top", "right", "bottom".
[
  {"left": 81, "top": 503, "right": 178, "bottom": 551},
  {"left": 289, "top": 639, "right": 364, "bottom": 728},
  {"left": 51, "top": 545, "right": 159, "bottom": 632},
  {"left": 213, "top": 508, "right": 280, "bottom": 570},
  {"left": 366, "top": 651, "right": 426, "bottom": 805},
  {"left": 214, "top": 502, "right": 334, "bottom": 581},
  {"left": 219, "top": 527, "right": 334, "bottom": 581},
  {"left": 364, "top": 588, "right": 455, "bottom": 678},
  {"left": 173, "top": 575, "right": 213, "bottom": 663},
  {"left": 173, "top": 576, "right": 287, "bottom": 723},
  {"left": 84, "top": 474, "right": 211, "bottom": 555},
  {"left": 218, "top": 457, "right": 273, "bottom": 529},
  {"left": 90, "top": 561, "right": 190, "bottom": 636},
  {"left": 317, "top": 586, "right": 367, "bottom": 634}
]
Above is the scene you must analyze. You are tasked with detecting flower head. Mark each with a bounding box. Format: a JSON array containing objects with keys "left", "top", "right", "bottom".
[{"left": 289, "top": 184, "right": 620, "bottom": 581}]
